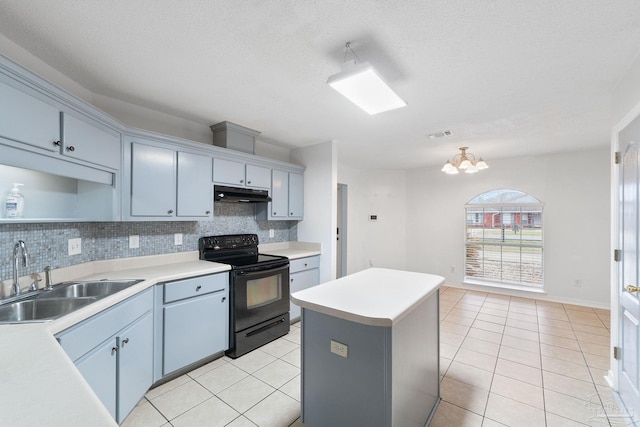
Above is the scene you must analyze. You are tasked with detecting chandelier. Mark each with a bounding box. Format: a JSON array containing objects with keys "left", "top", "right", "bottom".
[{"left": 441, "top": 147, "right": 489, "bottom": 174}]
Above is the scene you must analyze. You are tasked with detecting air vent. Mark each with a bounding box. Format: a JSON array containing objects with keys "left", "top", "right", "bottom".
[{"left": 427, "top": 130, "right": 454, "bottom": 139}]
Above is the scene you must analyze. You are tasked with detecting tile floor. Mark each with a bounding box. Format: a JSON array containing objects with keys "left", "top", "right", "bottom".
[{"left": 122, "top": 287, "right": 634, "bottom": 427}]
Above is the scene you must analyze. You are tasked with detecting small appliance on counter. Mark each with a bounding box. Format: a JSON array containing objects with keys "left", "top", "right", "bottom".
[{"left": 199, "top": 234, "right": 290, "bottom": 358}]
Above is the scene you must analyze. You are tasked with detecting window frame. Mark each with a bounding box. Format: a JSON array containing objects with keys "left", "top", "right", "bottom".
[{"left": 464, "top": 189, "right": 544, "bottom": 290}]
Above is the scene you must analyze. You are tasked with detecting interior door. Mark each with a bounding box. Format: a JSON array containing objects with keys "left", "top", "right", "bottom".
[{"left": 619, "top": 117, "right": 640, "bottom": 422}]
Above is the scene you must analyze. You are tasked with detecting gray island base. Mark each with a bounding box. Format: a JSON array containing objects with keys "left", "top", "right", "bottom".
[{"left": 291, "top": 268, "right": 444, "bottom": 427}]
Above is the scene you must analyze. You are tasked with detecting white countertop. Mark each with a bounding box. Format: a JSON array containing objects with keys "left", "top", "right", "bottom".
[
  {"left": 290, "top": 268, "right": 444, "bottom": 327},
  {"left": 0, "top": 251, "right": 230, "bottom": 427},
  {"left": 259, "top": 241, "right": 321, "bottom": 259}
]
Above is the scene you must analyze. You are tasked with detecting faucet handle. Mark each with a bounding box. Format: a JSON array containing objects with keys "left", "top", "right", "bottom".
[{"left": 29, "top": 275, "right": 42, "bottom": 291}]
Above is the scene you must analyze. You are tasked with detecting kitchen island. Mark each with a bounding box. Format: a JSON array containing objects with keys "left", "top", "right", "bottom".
[{"left": 291, "top": 268, "right": 444, "bottom": 427}]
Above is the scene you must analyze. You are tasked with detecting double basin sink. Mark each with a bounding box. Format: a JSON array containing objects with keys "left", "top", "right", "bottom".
[{"left": 0, "top": 279, "right": 143, "bottom": 323}]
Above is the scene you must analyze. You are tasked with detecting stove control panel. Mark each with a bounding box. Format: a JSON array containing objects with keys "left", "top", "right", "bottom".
[{"left": 200, "top": 234, "right": 259, "bottom": 251}]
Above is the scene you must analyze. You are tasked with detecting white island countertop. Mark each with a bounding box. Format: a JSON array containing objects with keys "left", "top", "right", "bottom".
[{"left": 291, "top": 268, "right": 444, "bottom": 327}]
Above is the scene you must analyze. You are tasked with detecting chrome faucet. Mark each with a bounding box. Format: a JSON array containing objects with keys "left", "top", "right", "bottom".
[{"left": 12, "top": 240, "right": 29, "bottom": 296}]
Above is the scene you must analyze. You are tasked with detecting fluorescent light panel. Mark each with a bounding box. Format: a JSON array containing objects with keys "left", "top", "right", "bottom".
[{"left": 328, "top": 62, "right": 406, "bottom": 115}]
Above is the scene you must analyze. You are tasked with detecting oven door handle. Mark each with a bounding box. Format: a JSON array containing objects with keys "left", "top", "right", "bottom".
[{"left": 236, "top": 263, "right": 289, "bottom": 276}]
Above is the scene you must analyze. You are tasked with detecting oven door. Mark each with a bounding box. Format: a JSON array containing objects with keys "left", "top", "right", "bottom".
[{"left": 233, "top": 263, "right": 290, "bottom": 332}]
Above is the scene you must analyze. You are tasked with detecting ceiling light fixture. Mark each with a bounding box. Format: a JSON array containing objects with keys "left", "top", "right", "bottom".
[
  {"left": 327, "top": 42, "right": 407, "bottom": 115},
  {"left": 441, "top": 147, "right": 489, "bottom": 175}
]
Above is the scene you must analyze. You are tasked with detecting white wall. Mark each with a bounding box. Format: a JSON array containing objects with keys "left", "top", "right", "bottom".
[
  {"left": 337, "top": 165, "right": 407, "bottom": 274},
  {"left": 292, "top": 141, "right": 337, "bottom": 283},
  {"left": 405, "top": 148, "right": 611, "bottom": 308}
]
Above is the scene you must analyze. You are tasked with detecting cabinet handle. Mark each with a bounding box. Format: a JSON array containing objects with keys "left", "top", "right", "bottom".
[
  {"left": 247, "top": 180, "right": 251, "bottom": 184},
  {"left": 53, "top": 140, "right": 62, "bottom": 147},
  {"left": 304, "top": 263, "right": 308, "bottom": 267},
  {"left": 221, "top": 296, "right": 226, "bottom": 303},
  {"left": 196, "top": 285, "right": 202, "bottom": 291},
  {"left": 111, "top": 346, "right": 118, "bottom": 355},
  {"left": 205, "top": 210, "right": 211, "bottom": 215},
  {"left": 290, "top": 278, "right": 294, "bottom": 283},
  {"left": 168, "top": 209, "right": 174, "bottom": 214},
  {"left": 66, "top": 145, "right": 75, "bottom": 152},
  {"left": 290, "top": 212, "right": 293, "bottom": 215},
  {"left": 121, "top": 338, "right": 129, "bottom": 347},
  {"left": 240, "top": 179, "right": 244, "bottom": 183},
  {"left": 273, "top": 212, "right": 277, "bottom": 215}
]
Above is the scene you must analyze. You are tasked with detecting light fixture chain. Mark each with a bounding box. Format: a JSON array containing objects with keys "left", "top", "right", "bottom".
[{"left": 344, "top": 41, "right": 361, "bottom": 64}]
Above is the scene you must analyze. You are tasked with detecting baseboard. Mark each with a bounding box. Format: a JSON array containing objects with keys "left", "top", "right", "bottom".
[{"left": 444, "top": 282, "right": 611, "bottom": 310}]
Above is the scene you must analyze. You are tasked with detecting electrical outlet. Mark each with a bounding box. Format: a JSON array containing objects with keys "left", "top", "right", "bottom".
[
  {"left": 68, "top": 238, "right": 81, "bottom": 256},
  {"left": 129, "top": 235, "right": 139, "bottom": 249},
  {"left": 269, "top": 229, "right": 275, "bottom": 238},
  {"left": 330, "top": 340, "right": 348, "bottom": 358},
  {"left": 574, "top": 279, "right": 583, "bottom": 287},
  {"left": 174, "top": 233, "right": 183, "bottom": 246}
]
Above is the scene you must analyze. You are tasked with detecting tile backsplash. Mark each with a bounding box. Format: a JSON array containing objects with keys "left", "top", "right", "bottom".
[{"left": 0, "top": 203, "right": 296, "bottom": 281}]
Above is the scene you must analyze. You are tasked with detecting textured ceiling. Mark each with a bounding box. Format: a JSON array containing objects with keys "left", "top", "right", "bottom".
[{"left": 0, "top": 1, "right": 639, "bottom": 169}]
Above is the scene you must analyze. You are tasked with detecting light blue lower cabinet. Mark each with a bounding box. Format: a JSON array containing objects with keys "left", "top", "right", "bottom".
[
  {"left": 75, "top": 335, "right": 117, "bottom": 419},
  {"left": 56, "top": 289, "right": 154, "bottom": 424},
  {"left": 163, "top": 290, "right": 228, "bottom": 374},
  {"left": 116, "top": 312, "right": 154, "bottom": 423},
  {"left": 289, "top": 256, "right": 320, "bottom": 322},
  {"left": 153, "top": 273, "right": 230, "bottom": 381}
]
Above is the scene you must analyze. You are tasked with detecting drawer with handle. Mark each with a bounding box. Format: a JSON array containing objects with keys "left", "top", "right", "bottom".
[
  {"left": 164, "top": 274, "right": 228, "bottom": 303},
  {"left": 290, "top": 256, "right": 320, "bottom": 274}
]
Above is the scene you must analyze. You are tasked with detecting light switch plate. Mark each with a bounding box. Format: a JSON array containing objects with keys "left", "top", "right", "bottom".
[
  {"left": 129, "top": 235, "right": 139, "bottom": 249},
  {"left": 269, "top": 229, "right": 275, "bottom": 238},
  {"left": 68, "top": 238, "right": 81, "bottom": 256},
  {"left": 330, "top": 340, "right": 348, "bottom": 358},
  {"left": 174, "top": 233, "right": 183, "bottom": 246}
]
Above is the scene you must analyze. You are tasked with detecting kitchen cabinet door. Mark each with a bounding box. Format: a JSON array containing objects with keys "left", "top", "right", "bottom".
[
  {"left": 246, "top": 164, "right": 271, "bottom": 189},
  {"left": 177, "top": 151, "right": 213, "bottom": 217},
  {"left": 163, "top": 290, "right": 228, "bottom": 375},
  {"left": 117, "top": 312, "right": 153, "bottom": 424},
  {"left": 62, "top": 112, "right": 121, "bottom": 170},
  {"left": 270, "top": 169, "right": 289, "bottom": 218},
  {"left": 0, "top": 79, "right": 60, "bottom": 152},
  {"left": 213, "top": 158, "right": 245, "bottom": 186},
  {"left": 289, "top": 259, "right": 320, "bottom": 322},
  {"left": 130, "top": 142, "right": 176, "bottom": 217},
  {"left": 75, "top": 337, "right": 118, "bottom": 420},
  {"left": 288, "top": 172, "right": 304, "bottom": 219}
]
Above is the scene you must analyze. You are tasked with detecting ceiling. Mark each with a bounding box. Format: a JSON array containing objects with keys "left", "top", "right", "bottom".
[{"left": 0, "top": 1, "right": 639, "bottom": 169}]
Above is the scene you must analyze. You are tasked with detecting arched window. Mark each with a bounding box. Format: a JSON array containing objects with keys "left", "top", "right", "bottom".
[{"left": 465, "top": 189, "right": 543, "bottom": 289}]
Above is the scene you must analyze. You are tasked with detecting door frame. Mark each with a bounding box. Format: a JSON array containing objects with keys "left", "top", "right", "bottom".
[{"left": 610, "top": 99, "right": 640, "bottom": 391}]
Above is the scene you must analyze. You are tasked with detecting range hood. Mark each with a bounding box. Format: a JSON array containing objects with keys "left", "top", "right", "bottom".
[{"left": 214, "top": 185, "right": 272, "bottom": 203}]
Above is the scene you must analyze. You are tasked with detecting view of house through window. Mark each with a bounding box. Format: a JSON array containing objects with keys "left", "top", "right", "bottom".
[{"left": 465, "top": 189, "right": 543, "bottom": 288}]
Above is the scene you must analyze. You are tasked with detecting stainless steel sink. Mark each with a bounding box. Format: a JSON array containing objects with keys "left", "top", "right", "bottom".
[
  {"left": 0, "top": 297, "right": 97, "bottom": 323},
  {"left": 37, "top": 280, "right": 143, "bottom": 299},
  {"left": 0, "top": 279, "right": 143, "bottom": 324}
]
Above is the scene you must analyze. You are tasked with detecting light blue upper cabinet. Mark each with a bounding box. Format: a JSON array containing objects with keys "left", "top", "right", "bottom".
[
  {"left": 0, "top": 77, "right": 121, "bottom": 173},
  {"left": 177, "top": 151, "right": 212, "bottom": 217},
  {"left": 245, "top": 164, "right": 271, "bottom": 189},
  {"left": 62, "top": 112, "right": 121, "bottom": 170},
  {"left": 126, "top": 136, "right": 214, "bottom": 221},
  {"left": 257, "top": 169, "right": 304, "bottom": 220},
  {"left": 0, "top": 78, "right": 60, "bottom": 152},
  {"left": 213, "top": 158, "right": 245, "bottom": 186},
  {"left": 213, "top": 158, "right": 270, "bottom": 189},
  {"left": 131, "top": 142, "right": 176, "bottom": 217},
  {"left": 289, "top": 172, "right": 304, "bottom": 219},
  {"left": 270, "top": 169, "right": 289, "bottom": 219}
]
